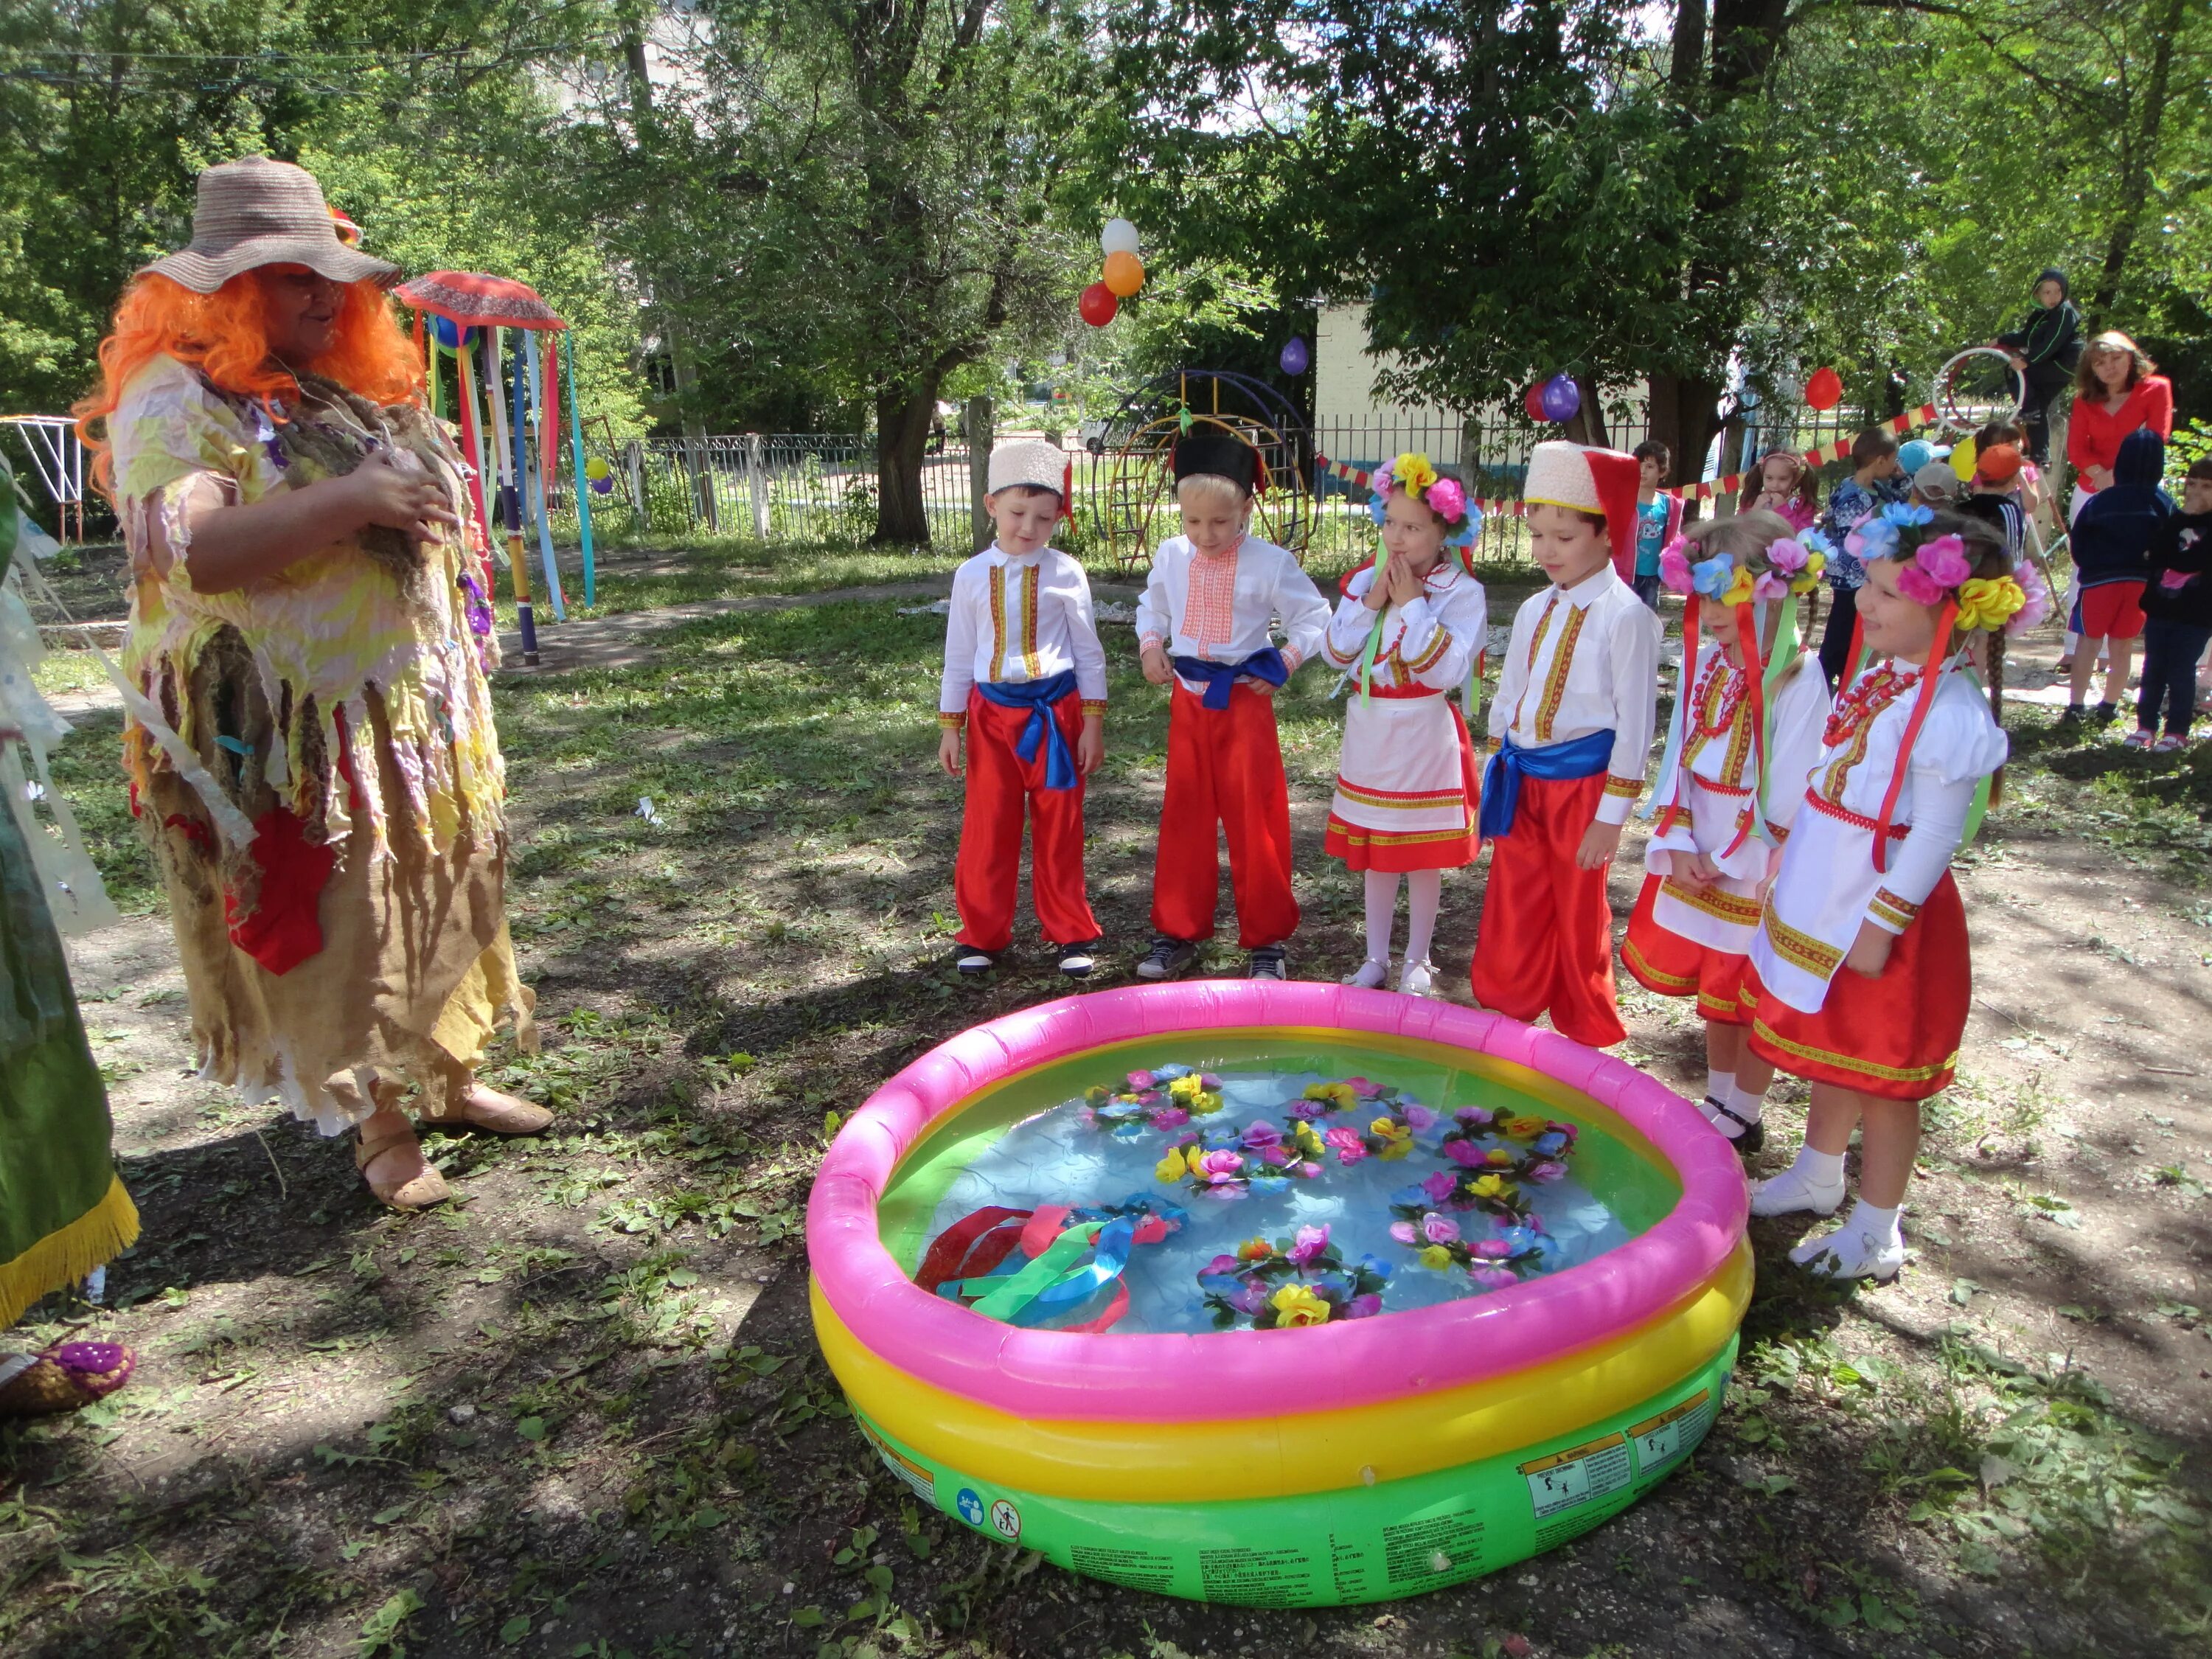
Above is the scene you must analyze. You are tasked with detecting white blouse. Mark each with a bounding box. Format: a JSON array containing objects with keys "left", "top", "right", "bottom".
[{"left": 1321, "top": 560, "right": 1488, "bottom": 695}]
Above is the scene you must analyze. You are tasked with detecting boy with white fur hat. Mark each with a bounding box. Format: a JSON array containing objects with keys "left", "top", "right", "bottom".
[
  {"left": 938, "top": 439, "right": 1109, "bottom": 978},
  {"left": 1470, "top": 440, "right": 1661, "bottom": 1046}
]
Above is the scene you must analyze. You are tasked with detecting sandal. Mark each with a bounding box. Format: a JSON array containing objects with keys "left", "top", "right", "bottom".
[
  {"left": 0, "top": 1341, "right": 136, "bottom": 1419},
  {"left": 420, "top": 1082, "right": 552, "bottom": 1136},
  {"left": 355, "top": 1126, "right": 451, "bottom": 1211}
]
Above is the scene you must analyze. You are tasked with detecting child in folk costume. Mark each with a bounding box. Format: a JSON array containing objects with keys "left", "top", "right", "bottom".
[
  {"left": 1623, "top": 510, "right": 1834, "bottom": 1152},
  {"left": 1470, "top": 441, "right": 1662, "bottom": 1047},
  {"left": 938, "top": 441, "right": 1109, "bottom": 978},
  {"left": 1135, "top": 429, "right": 1332, "bottom": 981},
  {"left": 1320, "top": 453, "right": 1486, "bottom": 998},
  {"left": 1744, "top": 509, "right": 2042, "bottom": 1281}
]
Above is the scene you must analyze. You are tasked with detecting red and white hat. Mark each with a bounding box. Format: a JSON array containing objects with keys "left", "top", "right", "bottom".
[{"left": 1523, "top": 440, "right": 1643, "bottom": 577}]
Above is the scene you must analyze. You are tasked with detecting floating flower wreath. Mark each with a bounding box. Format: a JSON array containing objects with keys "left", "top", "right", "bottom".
[
  {"left": 1388, "top": 1210, "right": 1548, "bottom": 1291},
  {"left": 1154, "top": 1115, "right": 1329, "bottom": 1198},
  {"left": 1843, "top": 504, "right": 2035, "bottom": 634},
  {"left": 1659, "top": 528, "right": 1832, "bottom": 605},
  {"left": 1367, "top": 451, "right": 1481, "bottom": 549},
  {"left": 1084, "top": 1063, "right": 1225, "bottom": 1135},
  {"left": 1196, "top": 1224, "right": 1393, "bottom": 1329}
]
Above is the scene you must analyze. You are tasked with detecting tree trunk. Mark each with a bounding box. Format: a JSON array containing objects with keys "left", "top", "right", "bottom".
[
  {"left": 965, "top": 396, "right": 994, "bottom": 551},
  {"left": 1643, "top": 371, "right": 1725, "bottom": 501},
  {"left": 1565, "top": 375, "right": 1610, "bottom": 448},
  {"left": 2087, "top": 0, "right": 2187, "bottom": 321},
  {"left": 874, "top": 384, "right": 941, "bottom": 546}
]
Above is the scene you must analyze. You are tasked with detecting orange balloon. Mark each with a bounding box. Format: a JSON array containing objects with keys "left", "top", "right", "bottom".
[{"left": 1102, "top": 249, "right": 1145, "bottom": 298}]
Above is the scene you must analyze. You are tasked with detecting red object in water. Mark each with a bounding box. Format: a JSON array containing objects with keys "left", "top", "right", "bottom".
[
  {"left": 1078, "top": 282, "right": 1119, "bottom": 327},
  {"left": 394, "top": 271, "right": 567, "bottom": 330},
  {"left": 1523, "top": 383, "right": 1550, "bottom": 421},
  {"left": 1804, "top": 365, "right": 1844, "bottom": 410}
]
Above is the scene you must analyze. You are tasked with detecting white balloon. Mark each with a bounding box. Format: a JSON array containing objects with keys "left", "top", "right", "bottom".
[{"left": 1100, "top": 217, "right": 1140, "bottom": 257}]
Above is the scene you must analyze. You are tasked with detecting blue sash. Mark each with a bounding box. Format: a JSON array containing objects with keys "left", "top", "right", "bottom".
[
  {"left": 1171, "top": 647, "right": 1290, "bottom": 710},
  {"left": 1478, "top": 729, "right": 1615, "bottom": 839},
  {"left": 976, "top": 671, "right": 1079, "bottom": 790}
]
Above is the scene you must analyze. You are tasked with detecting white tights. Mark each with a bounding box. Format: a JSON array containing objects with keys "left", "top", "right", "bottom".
[{"left": 1364, "top": 869, "right": 1442, "bottom": 966}]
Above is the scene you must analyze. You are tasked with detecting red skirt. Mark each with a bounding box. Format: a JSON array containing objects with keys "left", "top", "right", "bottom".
[
  {"left": 1621, "top": 874, "right": 1749, "bottom": 1026},
  {"left": 1742, "top": 871, "right": 1970, "bottom": 1102}
]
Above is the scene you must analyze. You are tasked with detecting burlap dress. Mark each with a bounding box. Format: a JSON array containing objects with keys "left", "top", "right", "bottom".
[{"left": 112, "top": 355, "right": 535, "bottom": 1135}]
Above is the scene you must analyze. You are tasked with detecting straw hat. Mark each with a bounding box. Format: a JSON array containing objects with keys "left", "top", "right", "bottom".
[{"left": 139, "top": 156, "right": 399, "bottom": 293}]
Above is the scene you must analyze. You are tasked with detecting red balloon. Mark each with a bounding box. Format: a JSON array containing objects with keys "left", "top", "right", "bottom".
[
  {"left": 1523, "top": 383, "right": 1549, "bottom": 421},
  {"left": 1804, "top": 365, "right": 1843, "bottom": 411},
  {"left": 1079, "top": 282, "right": 1118, "bottom": 327}
]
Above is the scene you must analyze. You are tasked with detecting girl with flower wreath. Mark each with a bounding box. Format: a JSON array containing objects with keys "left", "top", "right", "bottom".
[
  {"left": 1319, "top": 453, "right": 1486, "bottom": 997},
  {"left": 1622, "top": 510, "right": 1834, "bottom": 1155},
  {"left": 1742, "top": 509, "right": 2042, "bottom": 1281}
]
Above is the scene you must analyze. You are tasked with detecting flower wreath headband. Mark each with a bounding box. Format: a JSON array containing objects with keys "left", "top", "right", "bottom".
[{"left": 1352, "top": 452, "right": 1486, "bottom": 706}]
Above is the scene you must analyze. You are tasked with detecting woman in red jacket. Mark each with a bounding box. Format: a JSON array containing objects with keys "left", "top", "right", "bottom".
[{"left": 2067, "top": 332, "right": 2173, "bottom": 524}]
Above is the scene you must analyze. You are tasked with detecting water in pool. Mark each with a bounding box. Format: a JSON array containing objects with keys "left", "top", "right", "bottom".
[{"left": 910, "top": 1051, "right": 1648, "bottom": 1335}]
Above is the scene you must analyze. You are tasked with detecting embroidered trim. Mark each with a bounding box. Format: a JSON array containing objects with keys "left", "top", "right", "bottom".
[
  {"left": 1872, "top": 886, "right": 1919, "bottom": 919},
  {"left": 1402, "top": 624, "right": 1453, "bottom": 674},
  {"left": 1868, "top": 888, "right": 1921, "bottom": 930},
  {"left": 1079, "top": 698, "right": 1109, "bottom": 717},
  {"left": 1324, "top": 820, "right": 1475, "bottom": 848},
  {"left": 1660, "top": 879, "right": 1761, "bottom": 924},
  {"left": 1510, "top": 593, "right": 1559, "bottom": 732},
  {"left": 1805, "top": 792, "right": 1911, "bottom": 838},
  {"left": 1751, "top": 1019, "right": 1958, "bottom": 1085},
  {"left": 1020, "top": 564, "right": 1042, "bottom": 678},
  {"left": 1759, "top": 894, "right": 1844, "bottom": 978},
  {"left": 987, "top": 565, "right": 1008, "bottom": 677},
  {"left": 1534, "top": 603, "right": 1587, "bottom": 742},
  {"left": 1696, "top": 988, "right": 1744, "bottom": 1019},
  {"left": 938, "top": 712, "right": 967, "bottom": 729},
  {"left": 1621, "top": 936, "right": 1699, "bottom": 993},
  {"left": 1603, "top": 773, "right": 1644, "bottom": 799},
  {"left": 1185, "top": 544, "right": 1239, "bottom": 648},
  {"left": 1333, "top": 778, "right": 1467, "bottom": 810}
]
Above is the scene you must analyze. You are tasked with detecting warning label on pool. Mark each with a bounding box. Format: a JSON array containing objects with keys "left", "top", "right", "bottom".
[
  {"left": 1628, "top": 1391, "right": 1714, "bottom": 1476},
  {"left": 1518, "top": 1432, "right": 1632, "bottom": 1520},
  {"left": 860, "top": 1422, "right": 935, "bottom": 1507}
]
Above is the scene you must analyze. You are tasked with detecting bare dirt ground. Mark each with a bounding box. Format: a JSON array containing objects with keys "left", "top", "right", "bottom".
[{"left": 4, "top": 547, "right": 2208, "bottom": 1659}]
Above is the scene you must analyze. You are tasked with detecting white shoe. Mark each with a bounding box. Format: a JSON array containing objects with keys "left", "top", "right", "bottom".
[
  {"left": 1749, "top": 1164, "right": 1846, "bottom": 1218},
  {"left": 1343, "top": 958, "right": 1389, "bottom": 990},
  {"left": 1788, "top": 1222, "right": 1906, "bottom": 1282},
  {"left": 1397, "top": 959, "right": 1438, "bottom": 998}
]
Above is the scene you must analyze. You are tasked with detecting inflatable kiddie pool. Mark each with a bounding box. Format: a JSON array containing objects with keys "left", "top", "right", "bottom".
[{"left": 807, "top": 982, "right": 1749, "bottom": 1607}]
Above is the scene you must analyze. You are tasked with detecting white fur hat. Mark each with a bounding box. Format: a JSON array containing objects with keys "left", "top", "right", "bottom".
[
  {"left": 987, "top": 439, "right": 1070, "bottom": 498},
  {"left": 1523, "top": 439, "right": 1643, "bottom": 573}
]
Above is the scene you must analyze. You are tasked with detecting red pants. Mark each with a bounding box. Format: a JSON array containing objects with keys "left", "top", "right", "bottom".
[
  {"left": 1152, "top": 683, "right": 1299, "bottom": 949},
  {"left": 1469, "top": 771, "right": 1626, "bottom": 1048},
  {"left": 1743, "top": 872, "right": 1969, "bottom": 1102},
  {"left": 954, "top": 691, "right": 1099, "bottom": 953},
  {"left": 1621, "top": 873, "right": 1750, "bottom": 1026}
]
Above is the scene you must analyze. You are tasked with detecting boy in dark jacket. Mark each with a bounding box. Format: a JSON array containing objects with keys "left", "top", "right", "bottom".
[
  {"left": 2133, "top": 456, "right": 2212, "bottom": 751},
  {"left": 2065, "top": 427, "right": 2169, "bottom": 723},
  {"left": 1994, "top": 268, "right": 2084, "bottom": 466}
]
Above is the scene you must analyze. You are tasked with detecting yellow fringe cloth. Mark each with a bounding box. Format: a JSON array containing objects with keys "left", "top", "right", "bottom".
[{"left": 0, "top": 1175, "right": 141, "bottom": 1331}]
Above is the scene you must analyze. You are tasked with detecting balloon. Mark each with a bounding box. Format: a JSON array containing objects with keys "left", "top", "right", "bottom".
[
  {"left": 1523, "top": 383, "right": 1550, "bottom": 421},
  {"left": 1078, "top": 282, "right": 1119, "bottom": 327},
  {"left": 584, "top": 456, "right": 611, "bottom": 481},
  {"left": 430, "top": 315, "right": 477, "bottom": 350},
  {"left": 1950, "top": 437, "right": 1979, "bottom": 481},
  {"left": 1102, "top": 250, "right": 1145, "bottom": 298},
  {"left": 1101, "top": 218, "right": 1140, "bottom": 257},
  {"left": 1279, "top": 337, "right": 1310, "bottom": 376},
  {"left": 1540, "top": 373, "right": 1580, "bottom": 422},
  {"left": 590, "top": 475, "right": 614, "bottom": 494},
  {"left": 1804, "top": 366, "right": 1843, "bottom": 411}
]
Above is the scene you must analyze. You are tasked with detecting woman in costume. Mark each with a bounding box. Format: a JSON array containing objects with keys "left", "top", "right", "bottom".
[{"left": 76, "top": 156, "right": 545, "bottom": 1211}]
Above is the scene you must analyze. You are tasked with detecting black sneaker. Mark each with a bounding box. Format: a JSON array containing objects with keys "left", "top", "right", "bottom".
[
  {"left": 1135, "top": 936, "right": 1197, "bottom": 981},
  {"left": 2059, "top": 703, "right": 2086, "bottom": 725},
  {"left": 1057, "top": 940, "right": 1101, "bottom": 979},
  {"left": 2093, "top": 700, "right": 2119, "bottom": 724},
  {"left": 954, "top": 947, "right": 996, "bottom": 977},
  {"left": 1248, "top": 945, "right": 1290, "bottom": 981},
  {"left": 1702, "top": 1097, "right": 1765, "bottom": 1155}
]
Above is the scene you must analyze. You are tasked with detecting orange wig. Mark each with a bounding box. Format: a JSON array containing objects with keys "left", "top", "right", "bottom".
[{"left": 76, "top": 268, "right": 424, "bottom": 496}]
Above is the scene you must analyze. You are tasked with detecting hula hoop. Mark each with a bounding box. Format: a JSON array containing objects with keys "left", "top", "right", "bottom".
[
  {"left": 1933, "top": 347, "right": 2024, "bottom": 437},
  {"left": 806, "top": 984, "right": 1752, "bottom": 1604}
]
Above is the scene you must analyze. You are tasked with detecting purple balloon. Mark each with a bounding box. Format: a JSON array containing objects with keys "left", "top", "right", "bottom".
[
  {"left": 1540, "top": 373, "right": 1580, "bottom": 422},
  {"left": 1279, "top": 336, "right": 1310, "bottom": 376}
]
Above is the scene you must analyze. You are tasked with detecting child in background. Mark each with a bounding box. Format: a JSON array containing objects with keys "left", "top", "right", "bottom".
[
  {"left": 1630, "top": 440, "right": 1682, "bottom": 611},
  {"left": 1974, "top": 420, "right": 2043, "bottom": 526},
  {"left": 1321, "top": 453, "right": 1486, "bottom": 996},
  {"left": 1624, "top": 511, "right": 1833, "bottom": 1153},
  {"left": 2064, "top": 428, "right": 2168, "bottom": 724},
  {"left": 1740, "top": 450, "right": 1818, "bottom": 531},
  {"left": 1909, "top": 462, "right": 1961, "bottom": 511},
  {"left": 1960, "top": 444, "right": 2028, "bottom": 562},
  {"left": 1816, "top": 431, "right": 1909, "bottom": 689},
  {"left": 2131, "top": 455, "right": 2212, "bottom": 751},
  {"left": 938, "top": 441, "right": 1108, "bottom": 977},
  {"left": 1135, "top": 429, "right": 1332, "bottom": 981},
  {"left": 1470, "top": 441, "right": 1661, "bottom": 1047},
  {"left": 1992, "top": 268, "right": 2083, "bottom": 467},
  {"left": 1745, "top": 511, "right": 2028, "bottom": 1280}
]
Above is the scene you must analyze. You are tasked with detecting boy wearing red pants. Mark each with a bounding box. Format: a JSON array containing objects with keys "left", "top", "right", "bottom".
[
  {"left": 1470, "top": 441, "right": 1661, "bottom": 1046},
  {"left": 939, "top": 440, "right": 1108, "bottom": 978},
  {"left": 1134, "top": 430, "right": 1331, "bottom": 981}
]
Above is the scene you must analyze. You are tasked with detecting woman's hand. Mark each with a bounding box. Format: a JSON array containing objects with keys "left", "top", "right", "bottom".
[
  {"left": 1845, "top": 919, "right": 1895, "bottom": 978},
  {"left": 333, "top": 456, "right": 458, "bottom": 547}
]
